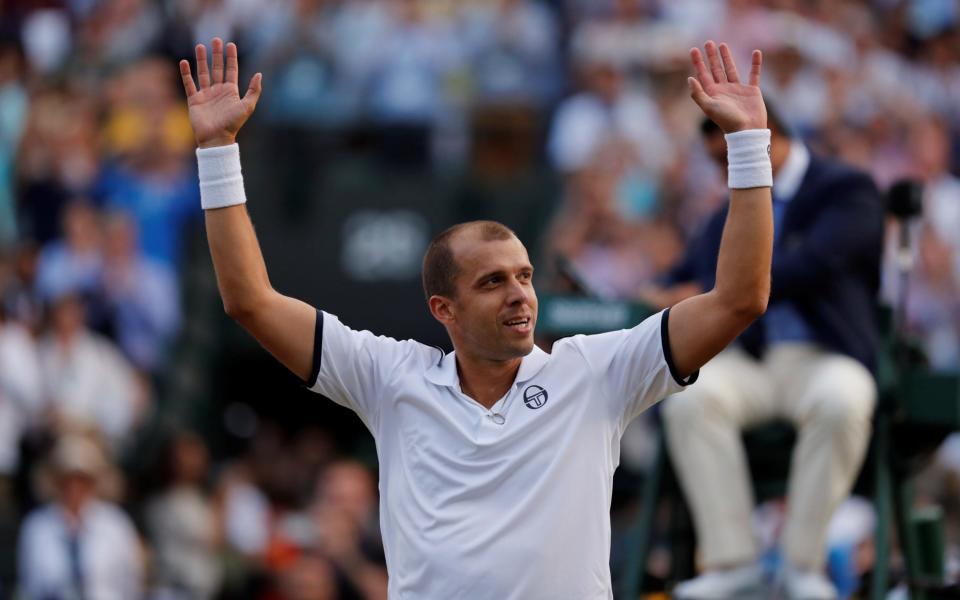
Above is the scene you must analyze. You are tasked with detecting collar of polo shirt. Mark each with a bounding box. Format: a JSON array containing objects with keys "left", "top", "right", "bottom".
[{"left": 424, "top": 345, "right": 551, "bottom": 388}]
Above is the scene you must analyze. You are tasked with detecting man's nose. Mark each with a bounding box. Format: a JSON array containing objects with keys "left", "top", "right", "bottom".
[{"left": 505, "top": 278, "right": 531, "bottom": 304}]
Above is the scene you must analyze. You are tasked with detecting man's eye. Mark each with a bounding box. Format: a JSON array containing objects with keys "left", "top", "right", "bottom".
[{"left": 519, "top": 272, "right": 532, "bottom": 281}]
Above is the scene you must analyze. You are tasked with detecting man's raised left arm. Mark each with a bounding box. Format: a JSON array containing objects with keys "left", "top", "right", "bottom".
[{"left": 667, "top": 41, "right": 773, "bottom": 378}]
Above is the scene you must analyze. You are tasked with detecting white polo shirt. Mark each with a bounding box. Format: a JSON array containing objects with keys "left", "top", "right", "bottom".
[{"left": 309, "top": 308, "right": 696, "bottom": 599}]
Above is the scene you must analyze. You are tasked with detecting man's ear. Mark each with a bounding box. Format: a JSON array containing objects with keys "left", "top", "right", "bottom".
[{"left": 428, "top": 295, "right": 455, "bottom": 325}]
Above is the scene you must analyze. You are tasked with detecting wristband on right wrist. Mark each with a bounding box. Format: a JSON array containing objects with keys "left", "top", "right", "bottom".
[
  {"left": 197, "top": 143, "right": 247, "bottom": 210},
  {"left": 725, "top": 129, "right": 772, "bottom": 189}
]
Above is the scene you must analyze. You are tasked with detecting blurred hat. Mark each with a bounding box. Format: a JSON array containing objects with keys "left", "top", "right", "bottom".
[{"left": 51, "top": 435, "right": 105, "bottom": 478}]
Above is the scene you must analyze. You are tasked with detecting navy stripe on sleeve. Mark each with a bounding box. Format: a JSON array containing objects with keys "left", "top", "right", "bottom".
[
  {"left": 307, "top": 309, "right": 324, "bottom": 386},
  {"left": 660, "top": 307, "right": 699, "bottom": 386}
]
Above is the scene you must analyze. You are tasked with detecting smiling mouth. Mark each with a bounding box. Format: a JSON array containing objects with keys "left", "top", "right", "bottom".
[{"left": 503, "top": 318, "right": 532, "bottom": 333}]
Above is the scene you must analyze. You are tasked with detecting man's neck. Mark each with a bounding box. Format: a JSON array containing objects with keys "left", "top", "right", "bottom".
[{"left": 456, "top": 354, "right": 522, "bottom": 410}]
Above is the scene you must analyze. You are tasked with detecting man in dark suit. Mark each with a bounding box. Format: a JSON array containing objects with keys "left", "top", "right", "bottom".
[{"left": 644, "top": 108, "right": 884, "bottom": 600}]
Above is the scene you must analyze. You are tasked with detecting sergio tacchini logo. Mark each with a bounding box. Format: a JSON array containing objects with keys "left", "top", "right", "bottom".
[{"left": 523, "top": 385, "right": 548, "bottom": 409}]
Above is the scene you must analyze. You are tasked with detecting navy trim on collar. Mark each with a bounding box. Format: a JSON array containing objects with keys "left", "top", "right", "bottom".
[
  {"left": 424, "top": 345, "right": 551, "bottom": 388},
  {"left": 661, "top": 307, "right": 699, "bottom": 386}
]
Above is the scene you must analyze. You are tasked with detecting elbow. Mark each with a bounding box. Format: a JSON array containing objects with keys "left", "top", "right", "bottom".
[
  {"left": 727, "top": 297, "right": 767, "bottom": 330},
  {"left": 718, "top": 284, "right": 769, "bottom": 325},
  {"left": 222, "top": 291, "right": 271, "bottom": 326},
  {"left": 222, "top": 298, "right": 252, "bottom": 323},
  {"left": 737, "top": 286, "right": 769, "bottom": 321},
  {"left": 744, "top": 293, "right": 769, "bottom": 320}
]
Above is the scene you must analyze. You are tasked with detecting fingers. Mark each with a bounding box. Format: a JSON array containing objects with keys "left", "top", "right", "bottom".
[
  {"left": 687, "top": 76, "right": 710, "bottom": 109},
  {"left": 211, "top": 38, "right": 224, "bottom": 85},
  {"left": 705, "top": 40, "right": 726, "bottom": 83},
  {"left": 179, "top": 59, "right": 197, "bottom": 98},
  {"left": 690, "top": 47, "right": 712, "bottom": 90},
  {"left": 749, "top": 49, "right": 763, "bottom": 87},
  {"left": 719, "top": 43, "right": 740, "bottom": 84},
  {"left": 226, "top": 42, "right": 239, "bottom": 85},
  {"left": 241, "top": 72, "right": 263, "bottom": 113},
  {"left": 195, "top": 44, "right": 210, "bottom": 89}
]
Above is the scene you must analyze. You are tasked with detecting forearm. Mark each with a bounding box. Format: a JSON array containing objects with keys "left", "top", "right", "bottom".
[
  {"left": 713, "top": 185, "right": 772, "bottom": 319},
  {"left": 195, "top": 139, "right": 275, "bottom": 318},
  {"left": 205, "top": 204, "right": 274, "bottom": 318},
  {"left": 203, "top": 178, "right": 317, "bottom": 380}
]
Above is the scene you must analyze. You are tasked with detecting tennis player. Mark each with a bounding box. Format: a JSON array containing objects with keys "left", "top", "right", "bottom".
[{"left": 180, "top": 38, "right": 773, "bottom": 599}]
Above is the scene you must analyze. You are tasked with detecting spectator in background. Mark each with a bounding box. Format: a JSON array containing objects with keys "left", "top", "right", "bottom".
[
  {"left": 547, "top": 55, "right": 673, "bottom": 177},
  {"left": 0, "top": 296, "right": 42, "bottom": 591},
  {"left": 275, "top": 552, "right": 339, "bottom": 600},
  {"left": 101, "top": 211, "right": 181, "bottom": 373},
  {"left": 0, "top": 37, "right": 27, "bottom": 247},
  {"left": 366, "top": 0, "right": 463, "bottom": 120},
  {"left": 96, "top": 56, "right": 199, "bottom": 270},
  {"left": 459, "top": 0, "right": 561, "bottom": 108},
  {"left": 167, "top": 0, "right": 261, "bottom": 57},
  {"left": 16, "top": 88, "right": 101, "bottom": 245},
  {"left": 762, "top": 40, "right": 833, "bottom": 138},
  {"left": 882, "top": 115, "right": 960, "bottom": 371},
  {"left": 34, "top": 201, "right": 104, "bottom": 306},
  {"left": 1, "top": 242, "right": 42, "bottom": 332},
  {"left": 19, "top": 7, "right": 73, "bottom": 77},
  {"left": 38, "top": 293, "right": 145, "bottom": 452},
  {"left": 310, "top": 460, "right": 387, "bottom": 599},
  {"left": 72, "top": 0, "right": 164, "bottom": 73},
  {"left": 650, "top": 111, "right": 884, "bottom": 600},
  {"left": 569, "top": 0, "right": 668, "bottom": 74},
  {"left": 253, "top": 0, "right": 355, "bottom": 127},
  {"left": 146, "top": 431, "right": 222, "bottom": 600},
  {"left": 18, "top": 435, "right": 143, "bottom": 600},
  {"left": 545, "top": 142, "right": 682, "bottom": 299},
  {"left": 214, "top": 435, "right": 274, "bottom": 598},
  {"left": 0, "top": 294, "right": 42, "bottom": 482},
  {"left": 363, "top": 0, "right": 465, "bottom": 166},
  {"left": 909, "top": 116, "right": 960, "bottom": 270},
  {"left": 907, "top": 223, "right": 960, "bottom": 369}
]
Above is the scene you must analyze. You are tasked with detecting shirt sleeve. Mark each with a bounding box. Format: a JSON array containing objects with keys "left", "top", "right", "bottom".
[
  {"left": 568, "top": 308, "right": 698, "bottom": 426},
  {"left": 307, "top": 310, "right": 412, "bottom": 431}
]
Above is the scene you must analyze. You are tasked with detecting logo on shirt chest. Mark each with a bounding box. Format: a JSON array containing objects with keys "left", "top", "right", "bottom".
[{"left": 523, "top": 385, "right": 548, "bottom": 410}]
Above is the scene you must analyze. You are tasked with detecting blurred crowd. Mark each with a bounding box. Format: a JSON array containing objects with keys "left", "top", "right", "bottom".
[{"left": 0, "top": 0, "right": 958, "bottom": 598}]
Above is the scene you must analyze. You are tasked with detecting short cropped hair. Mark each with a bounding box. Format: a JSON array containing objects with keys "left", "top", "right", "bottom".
[{"left": 422, "top": 221, "right": 516, "bottom": 300}]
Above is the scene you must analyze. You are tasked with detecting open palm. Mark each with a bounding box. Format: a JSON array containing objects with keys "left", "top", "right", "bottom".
[
  {"left": 688, "top": 41, "right": 766, "bottom": 133},
  {"left": 179, "top": 38, "right": 262, "bottom": 148}
]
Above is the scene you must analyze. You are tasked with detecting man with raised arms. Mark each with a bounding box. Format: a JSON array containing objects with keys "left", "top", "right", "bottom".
[{"left": 179, "top": 38, "right": 773, "bottom": 599}]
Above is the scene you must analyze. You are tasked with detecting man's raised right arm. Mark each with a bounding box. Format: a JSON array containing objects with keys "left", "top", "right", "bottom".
[{"left": 181, "top": 38, "right": 316, "bottom": 382}]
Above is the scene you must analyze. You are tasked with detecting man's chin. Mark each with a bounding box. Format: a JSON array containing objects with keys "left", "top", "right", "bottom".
[{"left": 509, "top": 336, "right": 536, "bottom": 357}]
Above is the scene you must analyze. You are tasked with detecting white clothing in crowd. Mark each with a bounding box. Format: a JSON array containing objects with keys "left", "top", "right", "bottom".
[
  {"left": 18, "top": 501, "right": 142, "bottom": 600},
  {"left": 0, "top": 321, "right": 42, "bottom": 475},
  {"left": 147, "top": 487, "right": 222, "bottom": 599},
  {"left": 39, "top": 330, "right": 141, "bottom": 447}
]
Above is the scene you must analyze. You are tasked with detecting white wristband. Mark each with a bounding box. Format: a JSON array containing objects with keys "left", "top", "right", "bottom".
[
  {"left": 725, "top": 129, "right": 772, "bottom": 189},
  {"left": 197, "top": 143, "right": 247, "bottom": 210}
]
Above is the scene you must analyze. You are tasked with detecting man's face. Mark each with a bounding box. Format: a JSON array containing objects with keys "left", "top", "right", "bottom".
[
  {"left": 59, "top": 471, "right": 95, "bottom": 514},
  {"left": 440, "top": 232, "right": 538, "bottom": 362}
]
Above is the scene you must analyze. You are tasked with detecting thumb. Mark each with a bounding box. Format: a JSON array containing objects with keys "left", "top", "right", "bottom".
[
  {"left": 687, "top": 76, "right": 710, "bottom": 109},
  {"left": 241, "top": 72, "right": 262, "bottom": 112}
]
